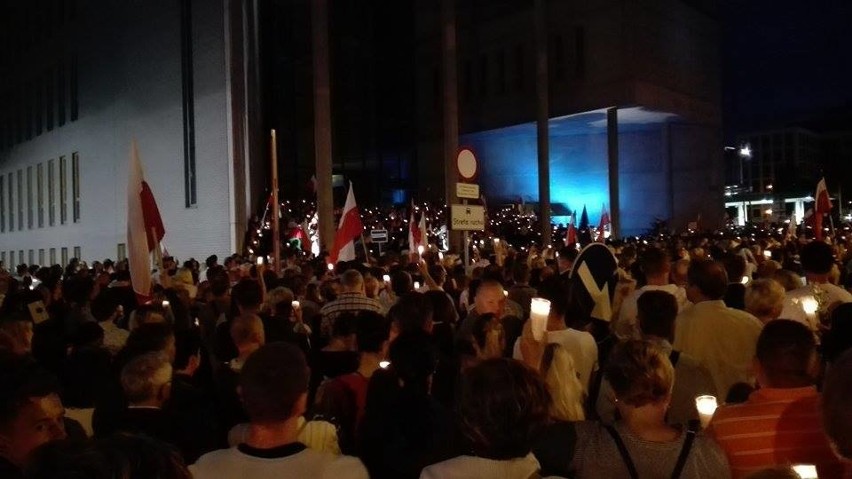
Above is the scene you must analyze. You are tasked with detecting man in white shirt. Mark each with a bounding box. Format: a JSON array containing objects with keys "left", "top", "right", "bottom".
[
  {"left": 673, "top": 259, "right": 763, "bottom": 399},
  {"left": 191, "top": 343, "right": 368, "bottom": 479},
  {"left": 779, "top": 241, "right": 852, "bottom": 331},
  {"left": 513, "top": 278, "right": 598, "bottom": 392},
  {"left": 614, "top": 247, "right": 690, "bottom": 340}
]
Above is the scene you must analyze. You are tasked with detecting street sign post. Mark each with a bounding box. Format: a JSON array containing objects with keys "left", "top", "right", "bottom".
[
  {"left": 456, "top": 182, "right": 480, "bottom": 199},
  {"left": 370, "top": 229, "right": 388, "bottom": 243}
]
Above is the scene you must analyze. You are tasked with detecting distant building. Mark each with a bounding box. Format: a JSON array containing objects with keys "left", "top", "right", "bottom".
[
  {"left": 414, "top": 0, "right": 724, "bottom": 235},
  {"left": 0, "top": 0, "right": 264, "bottom": 268}
]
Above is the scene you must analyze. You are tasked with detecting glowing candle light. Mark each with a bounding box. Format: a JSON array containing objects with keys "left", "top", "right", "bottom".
[
  {"left": 695, "top": 395, "right": 718, "bottom": 429},
  {"left": 529, "top": 298, "right": 550, "bottom": 341}
]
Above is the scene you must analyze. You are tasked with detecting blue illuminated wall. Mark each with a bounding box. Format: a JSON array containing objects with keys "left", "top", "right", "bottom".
[{"left": 461, "top": 111, "right": 672, "bottom": 237}]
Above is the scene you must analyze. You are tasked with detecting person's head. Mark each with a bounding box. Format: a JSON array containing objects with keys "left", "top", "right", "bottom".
[
  {"left": 355, "top": 312, "right": 390, "bottom": 355},
  {"left": 239, "top": 343, "right": 309, "bottom": 425},
  {"left": 120, "top": 352, "right": 173, "bottom": 407},
  {"left": 459, "top": 358, "right": 551, "bottom": 460},
  {"left": 62, "top": 276, "right": 95, "bottom": 307},
  {"left": 131, "top": 304, "right": 167, "bottom": 330},
  {"left": 340, "top": 270, "right": 365, "bottom": 294},
  {"left": 0, "top": 356, "right": 65, "bottom": 468},
  {"left": 0, "top": 316, "right": 34, "bottom": 356},
  {"left": 744, "top": 279, "right": 786, "bottom": 323},
  {"left": 474, "top": 280, "right": 506, "bottom": 316},
  {"left": 823, "top": 303, "right": 852, "bottom": 364},
  {"left": 470, "top": 313, "right": 505, "bottom": 360},
  {"left": 686, "top": 259, "right": 728, "bottom": 302},
  {"left": 800, "top": 241, "right": 835, "bottom": 279},
  {"left": 637, "top": 290, "right": 679, "bottom": 342},
  {"left": 640, "top": 248, "right": 671, "bottom": 283},
  {"left": 671, "top": 258, "right": 690, "bottom": 287},
  {"left": 90, "top": 293, "right": 120, "bottom": 324},
  {"left": 772, "top": 269, "right": 802, "bottom": 292},
  {"left": 606, "top": 340, "right": 674, "bottom": 417},
  {"left": 122, "top": 322, "right": 176, "bottom": 365},
  {"left": 264, "top": 287, "right": 294, "bottom": 315},
  {"left": 70, "top": 322, "right": 105, "bottom": 350},
  {"left": 823, "top": 349, "right": 852, "bottom": 461},
  {"left": 390, "top": 270, "right": 413, "bottom": 297},
  {"left": 721, "top": 253, "right": 747, "bottom": 284},
  {"left": 512, "top": 263, "right": 531, "bottom": 285},
  {"left": 388, "top": 331, "right": 438, "bottom": 395},
  {"left": 541, "top": 343, "right": 585, "bottom": 422},
  {"left": 388, "top": 293, "right": 434, "bottom": 335},
  {"left": 424, "top": 290, "right": 457, "bottom": 325},
  {"left": 173, "top": 329, "right": 202, "bottom": 377},
  {"left": 230, "top": 314, "right": 265, "bottom": 355},
  {"left": 24, "top": 439, "right": 109, "bottom": 479},
  {"left": 535, "top": 276, "right": 569, "bottom": 328},
  {"left": 231, "top": 279, "right": 263, "bottom": 313},
  {"left": 557, "top": 247, "right": 578, "bottom": 274},
  {"left": 754, "top": 319, "right": 817, "bottom": 389},
  {"left": 97, "top": 433, "right": 191, "bottom": 479}
]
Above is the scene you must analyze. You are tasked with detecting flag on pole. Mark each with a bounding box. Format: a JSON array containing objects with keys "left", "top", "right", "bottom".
[
  {"left": 127, "top": 139, "right": 166, "bottom": 304},
  {"left": 418, "top": 209, "right": 428, "bottom": 249},
  {"left": 408, "top": 201, "right": 422, "bottom": 251},
  {"left": 565, "top": 210, "right": 577, "bottom": 246},
  {"left": 596, "top": 204, "right": 610, "bottom": 242},
  {"left": 814, "top": 178, "right": 832, "bottom": 240},
  {"left": 330, "top": 182, "right": 364, "bottom": 264}
]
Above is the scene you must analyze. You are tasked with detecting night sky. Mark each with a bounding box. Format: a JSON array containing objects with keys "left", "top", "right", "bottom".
[{"left": 721, "top": 0, "right": 852, "bottom": 140}]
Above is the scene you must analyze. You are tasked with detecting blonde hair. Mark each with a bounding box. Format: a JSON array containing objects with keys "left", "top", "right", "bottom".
[
  {"left": 772, "top": 270, "right": 802, "bottom": 292},
  {"left": 745, "top": 279, "right": 785, "bottom": 321},
  {"left": 605, "top": 340, "right": 673, "bottom": 407},
  {"left": 541, "top": 343, "right": 585, "bottom": 421}
]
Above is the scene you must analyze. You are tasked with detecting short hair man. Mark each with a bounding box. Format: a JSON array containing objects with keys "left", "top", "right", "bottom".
[
  {"left": 709, "top": 320, "right": 843, "bottom": 478},
  {"left": 613, "top": 247, "right": 690, "bottom": 340},
  {"left": 0, "top": 356, "right": 66, "bottom": 478},
  {"left": 191, "top": 343, "right": 368, "bottom": 478},
  {"left": 779, "top": 241, "right": 852, "bottom": 330},
  {"left": 673, "top": 259, "right": 763, "bottom": 398},
  {"left": 116, "top": 352, "right": 174, "bottom": 442},
  {"left": 319, "top": 270, "right": 383, "bottom": 339}
]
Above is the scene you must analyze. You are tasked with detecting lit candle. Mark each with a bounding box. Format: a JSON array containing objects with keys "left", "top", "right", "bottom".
[
  {"left": 763, "top": 250, "right": 772, "bottom": 259},
  {"left": 417, "top": 245, "right": 425, "bottom": 256},
  {"left": 327, "top": 263, "right": 334, "bottom": 271},
  {"left": 802, "top": 297, "right": 819, "bottom": 316},
  {"left": 529, "top": 298, "right": 550, "bottom": 341},
  {"left": 382, "top": 274, "right": 391, "bottom": 283},
  {"left": 414, "top": 281, "right": 421, "bottom": 290},
  {"left": 379, "top": 360, "right": 391, "bottom": 369},
  {"left": 791, "top": 464, "right": 818, "bottom": 479},
  {"left": 162, "top": 300, "right": 170, "bottom": 308},
  {"left": 291, "top": 300, "right": 300, "bottom": 309},
  {"left": 741, "top": 275, "right": 750, "bottom": 285},
  {"left": 256, "top": 256, "right": 263, "bottom": 265},
  {"left": 695, "top": 395, "right": 718, "bottom": 429},
  {"left": 438, "top": 252, "right": 444, "bottom": 261}
]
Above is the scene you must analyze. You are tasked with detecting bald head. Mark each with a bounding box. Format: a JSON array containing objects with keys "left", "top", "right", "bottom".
[
  {"left": 686, "top": 259, "right": 728, "bottom": 302},
  {"left": 230, "top": 314, "right": 265, "bottom": 350},
  {"left": 340, "top": 270, "right": 365, "bottom": 294}
]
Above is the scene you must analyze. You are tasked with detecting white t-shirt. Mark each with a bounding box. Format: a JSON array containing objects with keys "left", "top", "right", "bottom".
[
  {"left": 513, "top": 328, "right": 599, "bottom": 391},
  {"left": 421, "top": 453, "right": 542, "bottom": 479},
  {"left": 614, "top": 284, "right": 690, "bottom": 340},
  {"left": 780, "top": 283, "right": 852, "bottom": 331},
  {"left": 190, "top": 444, "right": 368, "bottom": 479}
]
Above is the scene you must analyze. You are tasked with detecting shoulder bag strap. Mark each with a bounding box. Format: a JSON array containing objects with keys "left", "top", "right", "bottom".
[
  {"left": 605, "top": 425, "right": 639, "bottom": 479},
  {"left": 670, "top": 429, "right": 696, "bottom": 479}
]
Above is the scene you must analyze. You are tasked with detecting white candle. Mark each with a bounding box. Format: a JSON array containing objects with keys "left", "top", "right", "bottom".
[
  {"left": 256, "top": 256, "right": 263, "bottom": 265},
  {"left": 327, "top": 263, "right": 334, "bottom": 271},
  {"left": 291, "top": 300, "right": 300, "bottom": 309},
  {"left": 382, "top": 274, "right": 391, "bottom": 283},
  {"left": 414, "top": 281, "right": 421, "bottom": 290},
  {"left": 162, "top": 300, "right": 170, "bottom": 308},
  {"left": 740, "top": 275, "right": 750, "bottom": 285},
  {"left": 763, "top": 250, "right": 772, "bottom": 259},
  {"left": 529, "top": 298, "right": 550, "bottom": 341},
  {"left": 438, "top": 252, "right": 444, "bottom": 261},
  {"left": 801, "top": 296, "right": 819, "bottom": 315},
  {"left": 379, "top": 360, "right": 391, "bottom": 369},
  {"left": 791, "top": 464, "right": 818, "bottom": 479},
  {"left": 695, "top": 395, "right": 718, "bottom": 428},
  {"left": 417, "top": 245, "right": 425, "bottom": 256}
]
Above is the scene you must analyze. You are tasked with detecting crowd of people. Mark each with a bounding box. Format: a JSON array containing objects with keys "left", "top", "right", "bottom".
[{"left": 2, "top": 231, "right": 852, "bottom": 478}]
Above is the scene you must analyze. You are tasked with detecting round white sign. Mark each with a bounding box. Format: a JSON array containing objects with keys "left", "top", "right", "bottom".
[{"left": 456, "top": 148, "right": 478, "bottom": 180}]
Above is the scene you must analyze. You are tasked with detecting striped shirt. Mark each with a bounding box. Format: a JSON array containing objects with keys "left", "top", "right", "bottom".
[
  {"left": 319, "top": 292, "right": 383, "bottom": 338},
  {"left": 708, "top": 386, "right": 844, "bottom": 479}
]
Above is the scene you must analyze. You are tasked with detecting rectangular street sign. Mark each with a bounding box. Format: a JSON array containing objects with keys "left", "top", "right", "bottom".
[
  {"left": 456, "top": 183, "right": 480, "bottom": 199},
  {"left": 450, "top": 204, "right": 485, "bottom": 231},
  {"left": 370, "top": 229, "right": 388, "bottom": 243}
]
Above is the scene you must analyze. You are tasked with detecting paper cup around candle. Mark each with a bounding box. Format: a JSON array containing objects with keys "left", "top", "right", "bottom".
[
  {"left": 256, "top": 257, "right": 263, "bottom": 265},
  {"left": 695, "top": 395, "right": 718, "bottom": 428},
  {"left": 529, "top": 298, "right": 551, "bottom": 341},
  {"left": 791, "top": 464, "right": 818, "bottom": 479},
  {"left": 414, "top": 281, "right": 421, "bottom": 290}
]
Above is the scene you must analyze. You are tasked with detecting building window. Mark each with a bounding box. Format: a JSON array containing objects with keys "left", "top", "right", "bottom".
[
  {"left": 8, "top": 251, "right": 14, "bottom": 269},
  {"left": 45, "top": 70, "right": 54, "bottom": 131},
  {"left": 17, "top": 170, "right": 23, "bottom": 230},
  {"left": 59, "top": 156, "right": 67, "bottom": 224},
  {"left": 19, "top": 250, "right": 23, "bottom": 267},
  {"left": 61, "top": 247, "right": 68, "bottom": 267},
  {"left": 28, "top": 250, "right": 34, "bottom": 266},
  {"left": 49, "top": 248, "right": 56, "bottom": 265},
  {"left": 7, "top": 173, "right": 12, "bottom": 232},
  {"left": 26, "top": 166, "right": 33, "bottom": 229},
  {"left": 37, "top": 163, "right": 44, "bottom": 227},
  {"left": 117, "top": 243, "right": 127, "bottom": 261},
  {"left": 1, "top": 252, "right": 4, "bottom": 269},
  {"left": 73, "top": 246, "right": 81, "bottom": 261},
  {"left": 514, "top": 44, "right": 525, "bottom": 91},
  {"left": 57, "top": 65, "right": 66, "bottom": 126},
  {"left": 574, "top": 26, "right": 585, "bottom": 79},
  {"left": 48, "top": 159, "right": 55, "bottom": 226},
  {"left": 72, "top": 152, "right": 80, "bottom": 222},
  {"left": 479, "top": 54, "right": 488, "bottom": 98},
  {"left": 38, "top": 249, "right": 44, "bottom": 266},
  {"left": 70, "top": 54, "right": 78, "bottom": 121},
  {"left": 0, "top": 175, "right": 4, "bottom": 233}
]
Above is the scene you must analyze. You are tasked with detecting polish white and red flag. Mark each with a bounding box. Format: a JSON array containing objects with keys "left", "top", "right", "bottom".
[
  {"left": 565, "top": 210, "right": 577, "bottom": 246},
  {"left": 596, "top": 204, "right": 610, "bottom": 242},
  {"left": 127, "top": 140, "right": 166, "bottom": 304},
  {"left": 408, "top": 200, "right": 423, "bottom": 252},
  {"left": 330, "top": 182, "right": 364, "bottom": 264},
  {"left": 814, "top": 178, "right": 832, "bottom": 240}
]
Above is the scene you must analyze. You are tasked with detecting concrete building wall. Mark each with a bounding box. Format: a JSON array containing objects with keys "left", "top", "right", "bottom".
[{"left": 0, "top": 0, "right": 237, "bottom": 268}]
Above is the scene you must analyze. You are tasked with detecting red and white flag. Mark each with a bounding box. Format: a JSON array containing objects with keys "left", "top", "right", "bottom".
[
  {"left": 408, "top": 201, "right": 422, "bottom": 251},
  {"left": 814, "top": 178, "right": 832, "bottom": 240},
  {"left": 330, "top": 182, "right": 364, "bottom": 264},
  {"left": 127, "top": 140, "right": 166, "bottom": 304},
  {"left": 565, "top": 210, "right": 577, "bottom": 246},
  {"left": 596, "top": 204, "right": 610, "bottom": 242}
]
